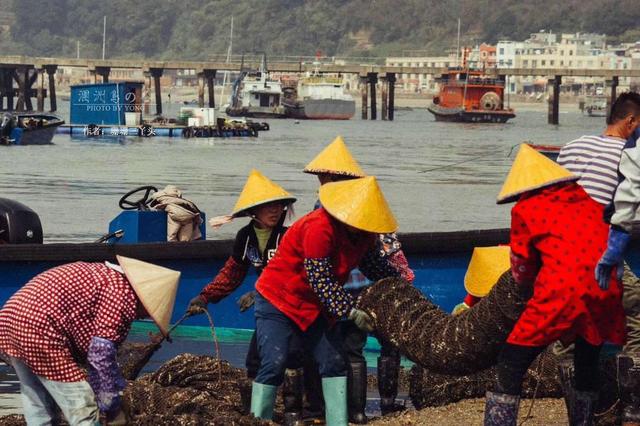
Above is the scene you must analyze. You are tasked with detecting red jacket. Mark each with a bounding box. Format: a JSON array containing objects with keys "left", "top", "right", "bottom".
[{"left": 256, "top": 208, "right": 375, "bottom": 331}]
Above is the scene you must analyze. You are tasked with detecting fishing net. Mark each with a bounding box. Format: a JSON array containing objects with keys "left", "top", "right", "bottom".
[
  {"left": 122, "top": 353, "right": 268, "bottom": 425},
  {"left": 356, "top": 272, "right": 532, "bottom": 375}
]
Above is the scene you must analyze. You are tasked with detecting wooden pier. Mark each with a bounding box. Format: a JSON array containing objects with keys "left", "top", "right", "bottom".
[{"left": 1, "top": 55, "right": 639, "bottom": 123}]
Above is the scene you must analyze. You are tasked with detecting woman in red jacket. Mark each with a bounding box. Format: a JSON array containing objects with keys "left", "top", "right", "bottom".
[
  {"left": 250, "top": 176, "right": 403, "bottom": 425},
  {"left": 484, "top": 144, "right": 626, "bottom": 426}
]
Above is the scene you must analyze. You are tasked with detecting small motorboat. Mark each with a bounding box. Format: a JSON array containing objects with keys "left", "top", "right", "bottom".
[{"left": 0, "top": 112, "right": 64, "bottom": 145}]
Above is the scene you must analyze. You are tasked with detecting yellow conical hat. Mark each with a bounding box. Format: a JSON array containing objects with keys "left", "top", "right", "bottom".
[
  {"left": 303, "top": 136, "right": 366, "bottom": 177},
  {"left": 116, "top": 255, "right": 181, "bottom": 337},
  {"left": 464, "top": 246, "right": 511, "bottom": 297},
  {"left": 232, "top": 169, "right": 297, "bottom": 217},
  {"left": 319, "top": 176, "right": 398, "bottom": 233},
  {"left": 497, "top": 144, "right": 578, "bottom": 204}
]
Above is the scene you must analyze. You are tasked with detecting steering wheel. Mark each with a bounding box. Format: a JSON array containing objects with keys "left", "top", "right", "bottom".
[{"left": 119, "top": 186, "right": 158, "bottom": 211}]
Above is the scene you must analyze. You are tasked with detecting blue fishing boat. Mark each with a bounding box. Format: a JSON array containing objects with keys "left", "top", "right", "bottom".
[{"left": 1, "top": 188, "right": 638, "bottom": 339}]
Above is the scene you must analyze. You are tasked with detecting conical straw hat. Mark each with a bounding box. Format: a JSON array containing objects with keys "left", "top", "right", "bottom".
[
  {"left": 464, "top": 246, "right": 511, "bottom": 297},
  {"left": 303, "top": 136, "right": 366, "bottom": 177},
  {"left": 232, "top": 169, "right": 297, "bottom": 217},
  {"left": 497, "top": 144, "right": 578, "bottom": 204},
  {"left": 319, "top": 176, "right": 398, "bottom": 233},
  {"left": 116, "top": 255, "right": 181, "bottom": 337}
]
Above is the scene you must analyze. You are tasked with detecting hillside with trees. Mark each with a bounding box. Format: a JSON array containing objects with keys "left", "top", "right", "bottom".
[{"left": 3, "top": 0, "right": 640, "bottom": 60}]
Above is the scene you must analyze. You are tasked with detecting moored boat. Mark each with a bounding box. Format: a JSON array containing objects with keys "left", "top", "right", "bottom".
[
  {"left": 283, "top": 69, "right": 355, "bottom": 120},
  {"left": 0, "top": 112, "right": 64, "bottom": 145},
  {"left": 427, "top": 51, "right": 515, "bottom": 123}
]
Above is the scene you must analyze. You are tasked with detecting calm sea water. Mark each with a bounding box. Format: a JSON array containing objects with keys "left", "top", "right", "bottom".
[{"left": 0, "top": 104, "right": 604, "bottom": 242}]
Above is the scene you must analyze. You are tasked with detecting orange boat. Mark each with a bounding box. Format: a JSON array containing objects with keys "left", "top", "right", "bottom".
[{"left": 428, "top": 50, "right": 515, "bottom": 123}]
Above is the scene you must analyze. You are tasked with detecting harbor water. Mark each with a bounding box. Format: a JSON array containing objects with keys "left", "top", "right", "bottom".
[{"left": 1, "top": 104, "right": 603, "bottom": 243}]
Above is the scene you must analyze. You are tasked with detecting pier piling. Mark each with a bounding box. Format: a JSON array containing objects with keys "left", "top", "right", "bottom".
[
  {"left": 381, "top": 76, "right": 388, "bottom": 121},
  {"left": 360, "top": 75, "right": 368, "bottom": 120},
  {"left": 150, "top": 68, "right": 164, "bottom": 116},
  {"left": 36, "top": 68, "right": 44, "bottom": 112},
  {"left": 547, "top": 75, "right": 561, "bottom": 125},
  {"left": 369, "top": 73, "right": 378, "bottom": 120},
  {"left": 143, "top": 72, "right": 152, "bottom": 114},
  {"left": 197, "top": 71, "right": 205, "bottom": 108},
  {"left": 45, "top": 65, "right": 57, "bottom": 112},
  {"left": 388, "top": 73, "right": 396, "bottom": 121},
  {"left": 203, "top": 69, "right": 216, "bottom": 108},
  {"left": 95, "top": 67, "right": 110, "bottom": 83}
]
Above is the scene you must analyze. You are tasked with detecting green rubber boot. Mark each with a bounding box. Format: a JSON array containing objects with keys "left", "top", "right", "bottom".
[
  {"left": 322, "top": 376, "right": 348, "bottom": 426},
  {"left": 250, "top": 382, "right": 277, "bottom": 420}
]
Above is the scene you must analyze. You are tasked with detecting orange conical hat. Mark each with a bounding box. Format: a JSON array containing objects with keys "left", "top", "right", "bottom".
[
  {"left": 116, "top": 255, "right": 181, "bottom": 337},
  {"left": 232, "top": 169, "right": 297, "bottom": 217},
  {"left": 497, "top": 144, "right": 578, "bottom": 204},
  {"left": 303, "top": 136, "right": 366, "bottom": 177},
  {"left": 464, "top": 246, "right": 511, "bottom": 297},
  {"left": 319, "top": 176, "right": 397, "bottom": 233}
]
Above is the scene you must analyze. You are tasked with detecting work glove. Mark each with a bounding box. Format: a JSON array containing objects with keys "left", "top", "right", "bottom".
[
  {"left": 595, "top": 227, "right": 631, "bottom": 290},
  {"left": 349, "top": 308, "right": 374, "bottom": 332},
  {"left": 187, "top": 295, "right": 207, "bottom": 315},
  {"left": 87, "top": 337, "right": 125, "bottom": 418},
  {"left": 452, "top": 302, "right": 470, "bottom": 316},
  {"left": 237, "top": 291, "right": 256, "bottom": 312}
]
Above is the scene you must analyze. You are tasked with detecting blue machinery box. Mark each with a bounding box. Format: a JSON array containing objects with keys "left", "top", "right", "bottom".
[
  {"left": 70, "top": 82, "right": 144, "bottom": 125},
  {"left": 108, "top": 211, "right": 207, "bottom": 243}
]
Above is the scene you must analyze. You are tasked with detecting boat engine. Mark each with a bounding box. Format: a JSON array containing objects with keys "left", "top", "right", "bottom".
[
  {"left": 480, "top": 92, "right": 501, "bottom": 111},
  {"left": 0, "top": 198, "right": 43, "bottom": 244}
]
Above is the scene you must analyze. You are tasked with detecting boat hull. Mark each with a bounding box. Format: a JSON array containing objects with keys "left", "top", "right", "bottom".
[
  {"left": 283, "top": 99, "right": 355, "bottom": 120},
  {"left": 0, "top": 229, "right": 511, "bottom": 331},
  {"left": 225, "top": 106, "right": 286, "bottom": 119},
  {"left": 427, "top": 104, "right": 515, "bottom": 123}
]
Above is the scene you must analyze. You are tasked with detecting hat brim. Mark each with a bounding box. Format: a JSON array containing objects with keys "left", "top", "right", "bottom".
[
  {"left": 496, "top": 176, "right": 579, "bottom": 204},
  {"left": 232, "top": 196, "right": 297, "bottom": 217},
  {"left": 303, "top": 168, "right": 365, "bottom": 178}
]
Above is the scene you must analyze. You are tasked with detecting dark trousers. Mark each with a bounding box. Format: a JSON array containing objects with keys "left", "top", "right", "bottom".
[
  {"left": 254, "top": 293, "right": 347, "bottom": 386},
  {"left": 246, "top": 324, "right": 305, "bottom": 379},
  {"left": 495, "top": 337, "right": 602, "bottom": 395},
  {"left": 337, "top": 319, "right": 399, "bottom": 363}
]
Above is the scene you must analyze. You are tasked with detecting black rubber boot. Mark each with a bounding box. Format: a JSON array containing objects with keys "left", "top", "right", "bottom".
[
  {"left": 571, "top": 391, "right": 597, "bottom": 426},
  {"left": 484, "top": 391, "right": 520, "bottom": 426},
  {"left": 377, "top": 355, "right": 403, "bottom": 415},
  {"left": 348, "top": 361, "right": 368, "bottom": 424},
  {"left": 283, "top": 368, "right": 304, "bottom": 426},
  {"left": 239, "top": 378, "right": 253, "bottom": 415},
  {"left": 618, "top": 352, "right": 640, "bottom": 426},
  {"left": 558, "top": 358, "right": 577, "bottom": 422},
  {"left": 302, "top": 358, "right": 325, "bottom": 423}
]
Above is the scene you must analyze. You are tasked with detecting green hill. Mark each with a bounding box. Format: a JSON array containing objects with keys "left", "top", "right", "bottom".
[{"left": 4, "top": 0, "right": 640, "bottom": 60}]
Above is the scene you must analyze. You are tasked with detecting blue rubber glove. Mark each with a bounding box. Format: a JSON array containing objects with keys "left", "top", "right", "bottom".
[
  {"left": 87, "top": 337, "right": 126, "bottom": 417},
  {"left": 595, "top": 227, "right": 631, "bottom": 290}
]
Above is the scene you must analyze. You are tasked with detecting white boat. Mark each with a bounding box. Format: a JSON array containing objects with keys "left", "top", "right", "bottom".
[
  {"left": 283, "top": 66, "right": 355, "bottom": 120},
  {"left": 225, "top": 55, "right": 286, "bottom": 119},
  {"left": 580, "top": 94, "right": 608, "bottom": 117}
]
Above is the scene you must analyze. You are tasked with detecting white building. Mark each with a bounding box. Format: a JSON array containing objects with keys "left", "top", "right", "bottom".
[{"left": 385, "top": 54, "right": 456, "bottom": 93}]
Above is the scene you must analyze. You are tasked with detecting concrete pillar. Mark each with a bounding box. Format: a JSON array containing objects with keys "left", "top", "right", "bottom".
[
  {"left": 197, "top": 72, "right": 205, "bottom": 108},
  {"left": 388, "top": 73, "right": 396, "bottom": 121},
  {"left": 606, "top": 76, "right": 619, "bottom": 122},
  {"left": 45, "top": 65, "right": 57, "bottom": 112},
  {"left": 36, "top": 68, "right": 45, "bottom": 112},
  {"left": 369, "top": 72, "right": 378, "bottom": 120},
  {"left": 381, "top": 76, "right": 388, "bottom": 121},
  {"left": 25, "top": 69, "right": 36, "bottom": 111},
  {"left": 13, "top": 68, "right": 27, "bottom": 111},
  {"left": 150, "top": 68, "right": 163, "bottom": 116},
  {"left": 360, "top": 75, "right": 368, "bottom": 120},
  {"left": 203, "top": 69, "right": 216, "bottom": 108},
  {"left": 143, "top": 72, "right": 152, "bottom": 114},
  {"left": 5, "top": 69, "right": 15, "bottom": 111},
  {"left": 95, "top": 66, "right": 110, "bottom": 83},
  {"left": 547, "top": 75, "right": 561, "bottom": 125}
]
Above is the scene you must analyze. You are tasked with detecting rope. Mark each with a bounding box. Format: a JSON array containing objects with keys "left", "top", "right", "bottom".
[
  {"left": 201, "top": 309, "right": 223, "bottom": 384},
  {"left": 419, "top": 142, "right": 523, "bottom": 174},
  {"left": 518, "top": 351, "right": 546, "bottom": 426},
  {"left": 594, "top": 398, "right": 620, "bottom": 418}
]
